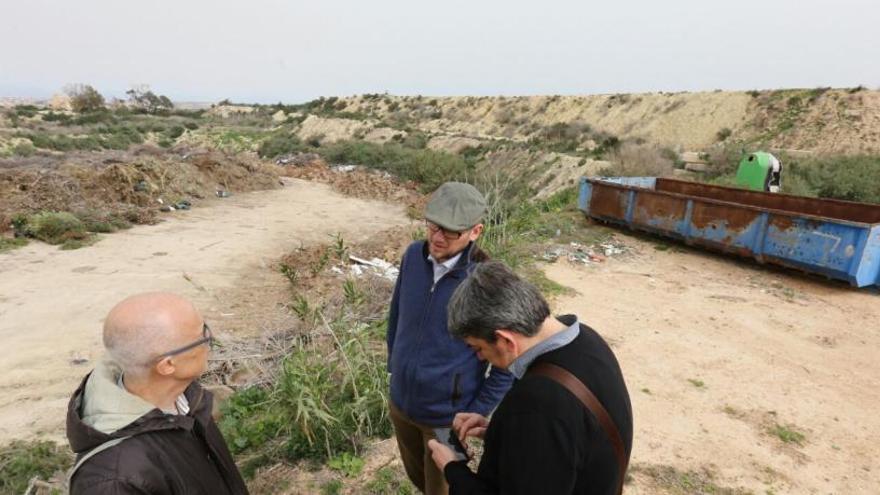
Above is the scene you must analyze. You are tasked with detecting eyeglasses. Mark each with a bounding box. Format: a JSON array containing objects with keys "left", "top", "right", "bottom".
[
  {"left": 425, "top": 220, "right": 467, "bottom": 240},
  {"left": 156, "top": 323, "right": 213, "bottom": 360}
]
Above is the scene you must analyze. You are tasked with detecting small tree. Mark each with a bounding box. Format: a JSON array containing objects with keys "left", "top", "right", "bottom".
[
  {"left": 126, "top": 85, "right": 174, "bottom": 113},
  {"left": 64, "top": 84, "right": 105, "bottom": 113}
]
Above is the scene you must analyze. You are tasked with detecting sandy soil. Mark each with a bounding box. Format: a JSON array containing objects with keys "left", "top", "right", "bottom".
[
  {"left": 0, "top": 178, "right": 411, "bottom": 444},
  {"left": 543, "top": 234, "right": 880, "bottom": 494}
]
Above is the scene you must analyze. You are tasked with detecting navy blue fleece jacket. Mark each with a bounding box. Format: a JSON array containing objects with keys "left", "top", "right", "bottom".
[{"left": 387, "top": 241, "right": 514, "bottom": 426}]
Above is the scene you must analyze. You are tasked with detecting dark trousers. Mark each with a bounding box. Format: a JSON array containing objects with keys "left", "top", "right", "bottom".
[{"left": 390, "top": 402, "right": 449, "bottom": 495}]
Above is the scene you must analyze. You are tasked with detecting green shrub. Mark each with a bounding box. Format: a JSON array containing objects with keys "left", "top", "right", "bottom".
[
  {"left": 11, "top": 142, "right": 36, "bottom": 157},
  {"left": 66, "top": 84, "right": 106, "bottom": 113},
  {"left": 257, "top": 133, "right": 307, "bottom": 158},
  {"left": 220, "top": 317, "right": 391, "bottom": 475},
  {"left": 165, "top": 125, "right": 185, "bottom": 140},
  {"left": 22, "top": 211, "right": 88, "bottom": 244},
  {"left": 318, "top": 141, "right": 471, "bottom": 192},
  {"left": 796, "top": 154, "right": 880, "bottom": 204},
  {"left": 0, "top": 440, "right": 73, "bottom": 494},
  {"left": 14, "top": 105, "right": 39, "bottom": 117},
  {"left": 42, "top": 111, "right": 73, "bottom": 124}
]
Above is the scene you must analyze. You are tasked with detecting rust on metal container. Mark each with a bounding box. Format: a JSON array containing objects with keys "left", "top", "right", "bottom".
[
  {"left": 656, "top": 179, "right": 880, "bottom": 224},
  {"left": 632, "top": 191, "right": 687, "bottom": 230},
  {"left": 690, "top": 202, "right": 761, "bottom": 232},
  {"left": 590, "top": 183, "right": 629, "bottom": 220}
]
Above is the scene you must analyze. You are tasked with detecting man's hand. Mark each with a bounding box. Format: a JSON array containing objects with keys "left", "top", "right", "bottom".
[
  {"left": 427, "top": 439, "right": 457, "bottom": 472},
  {"left": 453, "top": 412, "right": 489, "bottom": 443}
]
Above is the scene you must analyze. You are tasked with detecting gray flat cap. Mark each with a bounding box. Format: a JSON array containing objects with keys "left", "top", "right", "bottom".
[{"left": 425, "top": 182, "right": 487, "bottom": 231}]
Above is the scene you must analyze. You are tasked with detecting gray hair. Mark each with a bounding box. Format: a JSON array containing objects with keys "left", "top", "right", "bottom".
[
  {"left": 103, "top": 324, "right": 173, "bottom": 379},
  {"left": 447, "top": 261, "right": 550, "bottom": 342}
]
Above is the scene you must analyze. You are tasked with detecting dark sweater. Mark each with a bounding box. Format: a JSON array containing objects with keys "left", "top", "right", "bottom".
[{"left": 445, "top": 317, "right": 633, "bottom": 495}]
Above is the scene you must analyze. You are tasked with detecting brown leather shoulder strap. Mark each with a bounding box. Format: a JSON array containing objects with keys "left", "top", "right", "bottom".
[{"left": 528, "top": 362, "right": 628, "bottom": 495}]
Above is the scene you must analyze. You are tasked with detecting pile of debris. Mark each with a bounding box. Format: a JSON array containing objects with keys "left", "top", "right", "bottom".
[{"left": 542, "top": 241, "right": 627, "bottom": 265}]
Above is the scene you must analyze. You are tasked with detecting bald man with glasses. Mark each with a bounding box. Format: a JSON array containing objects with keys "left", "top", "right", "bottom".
[{"left": 66, "top": 292, "right": 248, "bottom": 494}]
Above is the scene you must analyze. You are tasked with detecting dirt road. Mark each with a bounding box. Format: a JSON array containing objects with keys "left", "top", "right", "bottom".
[
  {"left": 544, "top": 235, "right": 880, "bottom": 494},
  {"left": 0, "top": 178, "right": 411, "bottom": 443}
]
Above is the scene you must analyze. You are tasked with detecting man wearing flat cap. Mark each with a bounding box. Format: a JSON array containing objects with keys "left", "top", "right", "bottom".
[{"left": 387, "top": 182, "right": 514, "bottom": 494}]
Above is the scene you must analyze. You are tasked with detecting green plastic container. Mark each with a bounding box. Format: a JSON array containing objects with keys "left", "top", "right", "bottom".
[{"left": 736, "top": 152, "right": 780, "bottom": 192}]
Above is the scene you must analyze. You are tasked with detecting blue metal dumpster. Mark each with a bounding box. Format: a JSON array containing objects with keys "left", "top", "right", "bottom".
[{"left": 578, "top": 177, "right": 880, "bottom": 288}]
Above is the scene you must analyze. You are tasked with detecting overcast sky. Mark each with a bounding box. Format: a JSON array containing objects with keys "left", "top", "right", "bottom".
[{"left": 1, "top": 0, "right": 877, "bottom": 103}]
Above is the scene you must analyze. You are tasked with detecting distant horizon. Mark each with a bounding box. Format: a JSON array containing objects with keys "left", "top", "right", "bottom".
[{"left": 2, "top": 84, "right": 876, "bottom": 107}]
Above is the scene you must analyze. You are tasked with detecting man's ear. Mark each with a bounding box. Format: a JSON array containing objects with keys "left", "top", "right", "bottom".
[
  {"left": 468, "top": 223, "right": 484, "bottom": 241},
  {"left": 494, "top": 329, "right": 518, "bottom": 353},
  {"left": 154, "top": 357, "right": 176, "bottom": 377}
]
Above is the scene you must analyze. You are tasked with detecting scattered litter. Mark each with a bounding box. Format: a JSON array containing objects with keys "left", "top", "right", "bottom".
[
  {"left": 276, "top": 152, "right": 321, "bottom": 166},
  {"left": 331, "top": 165, "right": 358, "bottom": 173},
  {"left": 326, "top": 255, "right": 401, "bottom": 281},
  {"left": 133, "top": 180, "right": 149, "bottom": 192},
  {"left": 216, "top": 190, "right": 231, "bottom": 198},
  {"left": 540, "top": 240, "right": 627, "bottom": 265},
  {"left": 175, "top": 199, "right": 192, "bottom": 210},
  {"left": 160, "top": 205, "right": 175, "bottom": 212},
  {"left": 601, "top": 243, "right": 625, "bottom": 256}
]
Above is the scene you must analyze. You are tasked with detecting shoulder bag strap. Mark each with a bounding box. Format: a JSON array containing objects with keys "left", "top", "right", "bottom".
[
  {"left": 528, "top": 362, "right": 628, "bottom": 495},
  {"left": 66, "top": 436, "right": 131, "bottom": 491}
]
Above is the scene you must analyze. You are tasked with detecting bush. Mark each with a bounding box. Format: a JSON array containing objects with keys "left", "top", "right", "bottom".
[
  {"left": 220, "top": 317, "right": 391, "bottom": 475},
  {"left": 21, "top": 211, "right": 88, "bottom": 244},
  {"left": 600, "top": 143, "right": 675, "bottom": 177},
  {"left": 257, "top": 133, "right": 307, "bottom": 158},
  {"left": 165, "top": 125, "right": 185, "bottom": 140},
  {"left": 318, "top": 141, "right": 471, "bottom": 191},
  {"left": 65, "top": 84, "right": 105, "bottom": 113},
  {"left": 794, "top": 155, "right": 880, "bottom": 204}
]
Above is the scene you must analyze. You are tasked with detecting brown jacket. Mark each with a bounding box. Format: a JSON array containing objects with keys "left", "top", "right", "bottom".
[{"left": 66, "top": 360, "right": 248, "bottom": 494}]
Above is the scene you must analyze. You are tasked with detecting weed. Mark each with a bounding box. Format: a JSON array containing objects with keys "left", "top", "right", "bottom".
[
  {"left": 321, "top": 479, "right": 344, "bottom": 495},
  {"left": 327, "top": 451, "right": 365, "bottom": 477},
  {"left": 332, "top": 233, "right": 349, "bottom": 260},
  {"left": 768, "top": 423, "right": 805, "bottom": 445},
  {"left": 280, "top": 262, "right": 300, "bottom": 286},
  {"left": 219, "top": 303, "right": 392, "bottom": 475},
  {"left": 364, "top": 466, "right": 415, "bottom": 495},
  {"left": 343, "top": 279, "right": 365, "bottom": 307},
  {"left": 687, "top": 378, "right": 705, "bottom": 388},
  {"left": 641, "top": 388, "right": 651, "bottom": 395},
  {"left": 0, "top": 440, "right": 73, "bottom": 495},
  {"left": 290, "top": 295, "right": 312, "bottom": 319},
  {"left": 716, "top": 127, "right": 732, "bottom": 141},
  {"left": 0, "top": 237, "right": 28, "bottom": 253},
  {"left": 311, "top": 250, "right": 331, "bottom": 276},
  {"left": 632, "top": 464, "right": 750, "bottom": 494}
]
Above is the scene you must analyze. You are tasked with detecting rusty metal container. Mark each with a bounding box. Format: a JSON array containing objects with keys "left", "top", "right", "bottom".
[{"left": 578, "top": 177, "right": 880, "bottom": 288}]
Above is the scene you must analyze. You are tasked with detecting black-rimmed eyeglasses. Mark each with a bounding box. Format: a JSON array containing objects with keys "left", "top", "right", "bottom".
[
  {"left": 425, "top": 220, "right": 467, "bottom": 240},
  {"left": 156, "top": 323, "right": 213, "bottom": 360}
]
